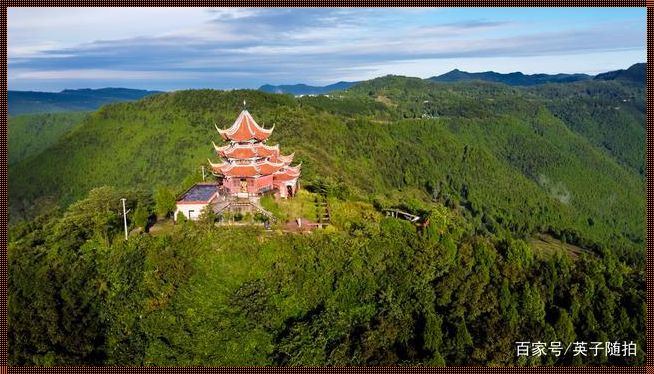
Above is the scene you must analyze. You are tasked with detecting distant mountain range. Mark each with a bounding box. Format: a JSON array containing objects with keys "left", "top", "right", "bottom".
[
  {"left": 594, "top": 63, "right": 646, "bottom": 83},
  {"left": 10, "top": 63, "right": 644, "bottom": 114},
  {"left": 258, "top": 81, "right": 358, "bottom": 95},
  {"left": 429, "top": 70, "right": 592, "bottom": 85},
  {"left": 8, "top": 87, "right": 162, "bottom": 116},
  {"left": 259, "top": 63, "right": 645, "bottom": 95}
]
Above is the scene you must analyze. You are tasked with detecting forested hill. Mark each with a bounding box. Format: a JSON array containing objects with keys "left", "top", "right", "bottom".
[
  {"left": 8, "top": 87, "right": 162, "bottom": 116},
  {"left": 428, "top": 63, "right": 645, "bottom": 86},
  {"left": 9, "top": 112, "right": 88, "bottom": 165},
  {"left": 10, "top": 78, "right": 645, "bottom": 261},
  {"left": 259, "top": 81, "right": 358, "bottom": 95},
  {"left": 594, "top": 63, "right": 646, "bottom": 83},
  {"left": 8, "top": 77, "right": 645, "bottom": 365}
]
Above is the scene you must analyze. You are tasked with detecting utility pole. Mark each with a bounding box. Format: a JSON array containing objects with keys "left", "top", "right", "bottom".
[
  {"left": 201, "top": 165, "right": 206, "bottom": 181},
  {"left": 120, "top": 198, "right": 130, "bottom": 241}
]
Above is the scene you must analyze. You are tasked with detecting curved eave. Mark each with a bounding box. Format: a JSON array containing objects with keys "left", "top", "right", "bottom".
[
  {"left": 213, "top": 141, "right": 231, "bottom": 154},
  {"left": 286, "top": 162, "right": 302, "bottom": 173},
  {"left": 261, "top": 143, "right": 280, "bottom": 152},
  {"left": 257, "top": 160, "right": 286, "bottom": 175},
  {"left": 273, "top": 172, "right": 300, "bottom": 182},
  {"left": 260, "top": 159, "right": 286, "bottom": 168},
  {"left": 215, "top": 124, "right": 231, "bottom": 141},
  {"left": 207, "top": 159, "right": 232, "bottom": 173},
  {"left": 220, "top": 143, "right": 281, "bottom": 159},
  {"left": 221, "top": 165, "right": 259, "bottom": 177},
  {"left": 276, "top": 152, "right": 295, "bottom": 164},
  {"left": 273, "top": 163, "right": 302, "bottom": 181}
]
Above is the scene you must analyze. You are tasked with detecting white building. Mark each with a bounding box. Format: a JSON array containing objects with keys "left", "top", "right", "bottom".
[{"left": 174, "top": 183, "right": 221, "bottom": 221}]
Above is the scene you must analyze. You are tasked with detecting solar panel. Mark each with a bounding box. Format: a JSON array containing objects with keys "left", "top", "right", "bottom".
[{"left": 180, "top": 184, "right": 218, "bottom": 202}]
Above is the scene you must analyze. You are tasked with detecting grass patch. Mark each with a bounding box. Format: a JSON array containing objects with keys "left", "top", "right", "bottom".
[
  {"left": 260, "top": 194, "right": 284, "bottom": 221},
  {"left": 148, "top": 218, "right": 176, "bottom": 236},
  {"left": 274, "top": 190, "right": 320, "bottom": 222},
  {"left": 529, "top": 233, "right": 593, "bottom": 259}
]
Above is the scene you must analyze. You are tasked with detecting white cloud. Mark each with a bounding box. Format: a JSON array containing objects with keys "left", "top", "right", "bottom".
[
  {"left": 7, "top": 8, "right": 646, "bottom": 90},
  {"left": 8, "top": 7, "right": 216, "bottom": 57},
  {"left": 11, "top": 68, "right": 180, "bottom": 80},
  {"left": 368, "top": 49, "right": 647, "bottom": 78}
]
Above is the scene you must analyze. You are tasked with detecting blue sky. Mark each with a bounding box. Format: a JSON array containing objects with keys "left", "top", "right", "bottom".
[{"left": 8, "top": 7, "right": 646, "bottom": 91}]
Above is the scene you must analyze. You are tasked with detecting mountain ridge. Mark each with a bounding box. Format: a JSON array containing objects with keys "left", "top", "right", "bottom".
[
  {"left": 429, "top": 69, "right": 593, "bottom": 86},
  {"left": 8, "top": 87, "right": 162, "bottom": 116},
  {"left": 594, "top": 62, "right": 646, "bottom": 83},
  {"left": 258, "top": 81, "right": 358, "bottom": 95},
  {"left": 256, "top": 63, "right": 646, "bottom": 94}
]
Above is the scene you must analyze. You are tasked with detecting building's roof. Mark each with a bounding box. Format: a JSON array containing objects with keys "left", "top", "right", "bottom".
[
  {"left": 208, "top": 109, "right": 300, "bottom": 187},
  {"left": 177, "top": 183, "right": 219, "bottom": 203},
  {"left": 216, "top": 110, "right": 273, "bottom": 142},
  {"left": 258, "top": 160, "right": 286, "bottom": 175},
  {"left": 273, "top": 164, "right": 302, "bottom": 182},
  {"left": 214, "top": 141, "right": 280, "bottom": 159},
  {"left": 270, "top": 152, "right": 295, "bottom": 165},
  {"left": 208, "top": 159, "right": 286, "bottom": 177},
  {"left": 224, "top": 164, "right": 259, "bottom": 177}
]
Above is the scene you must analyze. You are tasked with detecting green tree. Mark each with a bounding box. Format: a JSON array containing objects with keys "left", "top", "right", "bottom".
[
  {"left": 522, "top": 283, "right": 546, "bottom": 325},
  {"left": 198, "top": 205, "right": 216, "bottom": 227},
  {"left": 133, "top": 203, "right": 149, "bottom": 231},
  {"left": 52, "top": 186, "right": 123, "bottom": 246},
  {"left": 154, "top": 187, "right": 176, "bottom": 219},
  {"left": 451, "top": 319, "right": 473, "bottom": 363},
  {"left": 554, "top": 309, "right": 576, "bottom": 345},
  {"left": 175, "top": 210, "right": 187, "bottom": 223}
]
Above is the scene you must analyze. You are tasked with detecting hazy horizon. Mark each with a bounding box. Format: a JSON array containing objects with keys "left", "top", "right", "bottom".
[{"left": 7, "top": 61, "right": 646, "bottom": 93}]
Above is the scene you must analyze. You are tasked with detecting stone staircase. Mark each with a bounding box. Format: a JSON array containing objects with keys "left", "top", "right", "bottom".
[
  {"left": 248, "top": 199, "right": 275, "bottom": 221},
  {"left": 213, "top": 197, "right": 275, "bottom": 222},
  {"left": 315, "top": 194, "right": 331, "bottom": 225}
]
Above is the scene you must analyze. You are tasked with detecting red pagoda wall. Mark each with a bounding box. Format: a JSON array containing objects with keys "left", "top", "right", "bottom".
[
  {"left": 254, "top": 175, "right": 273, "bottom": 192},
  {"left": 223, "top": 176, "right": 275, "bottom": 195},
  {"left": 223, "top": 178, "right": 240, "bottom": 195},
  {"left": 274, "top": 179, "right": 298, "bottom": 198}
]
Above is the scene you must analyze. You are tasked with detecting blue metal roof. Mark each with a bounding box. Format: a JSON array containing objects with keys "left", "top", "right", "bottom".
[{"left": 179, "top": 184, "right": 218, "bottom": 202}]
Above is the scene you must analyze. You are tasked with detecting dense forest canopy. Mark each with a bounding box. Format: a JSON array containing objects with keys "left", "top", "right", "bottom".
[
  {"left": 8, "top": 112, "right": 88, "bottom": 165},
  {"left": 9, "top": 75, "right": 645, "bottom": 365}
]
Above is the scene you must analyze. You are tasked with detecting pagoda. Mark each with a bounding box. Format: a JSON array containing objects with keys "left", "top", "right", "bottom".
[{"left": 208, "top": 108, "right": 301, "bottom": 199}]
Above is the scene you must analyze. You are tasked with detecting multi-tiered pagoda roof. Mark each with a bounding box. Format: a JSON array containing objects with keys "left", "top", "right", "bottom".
[{"left": 209, "top": 109, "right": 301, "bottom": 197}]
